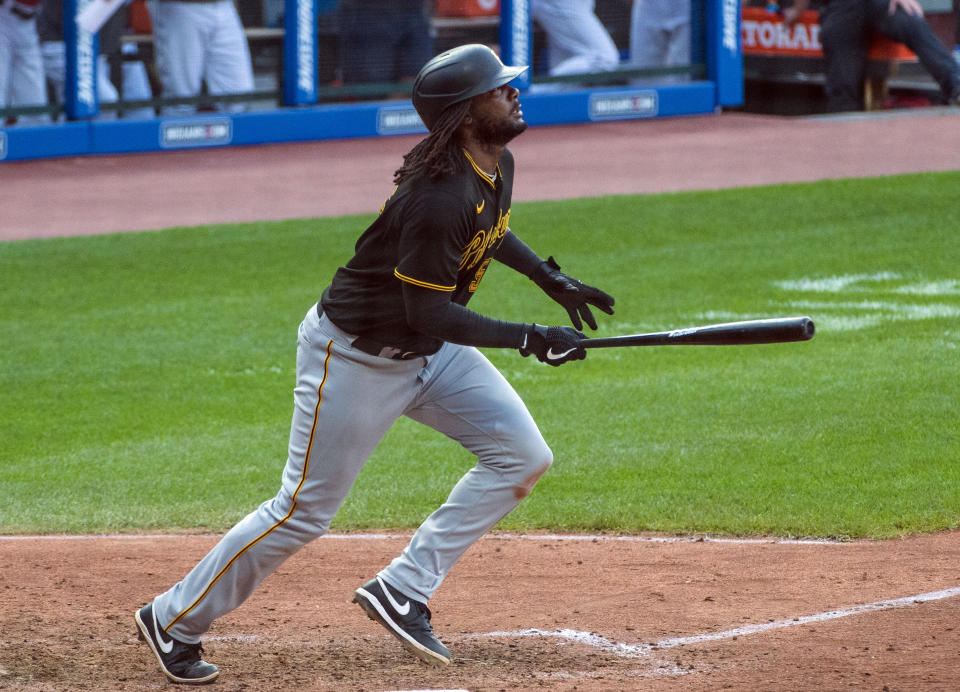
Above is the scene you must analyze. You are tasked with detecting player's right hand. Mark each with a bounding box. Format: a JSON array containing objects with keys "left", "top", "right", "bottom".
[
  {"left": 519, "top": 324, "right": 586, "bottom": 366},
  {"left": 531, "top": 256, "right": 615, "bottom": 331}
]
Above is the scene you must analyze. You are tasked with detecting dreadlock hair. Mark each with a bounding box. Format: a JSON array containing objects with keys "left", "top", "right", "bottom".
[{"left": 394, "top": 99, "right": 473, "bottom": 185}]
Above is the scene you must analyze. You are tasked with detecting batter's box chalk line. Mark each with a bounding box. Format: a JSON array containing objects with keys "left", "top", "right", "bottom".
[
  {"left": 479, "top": 585, "right": 960, "bottom": 658},
  {"left": 0, "top": 533, "right": 854, "bottom": 545}
]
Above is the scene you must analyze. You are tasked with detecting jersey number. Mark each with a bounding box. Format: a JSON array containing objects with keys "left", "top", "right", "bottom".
[{"left": 469, "top": 258, "right": 492, "bottom": 292}]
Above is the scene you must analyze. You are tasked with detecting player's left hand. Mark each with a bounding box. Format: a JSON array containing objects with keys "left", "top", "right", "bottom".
[
  {"left": 519, "top": 324, "right": 586, "bottom": 366},
  {"left": 532, "top": 256, "right": 615, "bottom": 330}
]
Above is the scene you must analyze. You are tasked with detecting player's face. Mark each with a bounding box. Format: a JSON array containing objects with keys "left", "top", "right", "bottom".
[{"left": 470, "top": 84, "right": 527, "bottom": 146}]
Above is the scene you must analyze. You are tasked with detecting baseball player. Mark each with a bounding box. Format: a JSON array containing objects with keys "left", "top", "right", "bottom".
[
  {"left": 0, "top": 0, "right": 48, "bottom": 125},
  {"left": 531, "top": 0, "right": 620, "bottom": 77},
  {"left": 786, "top": 0, "right": 960, "bottom": 110},
  {"left": 629, "top": 0, "right": 691, "bottom": 84},
  {"left": 134, "top": 43, "right": 615, "bottom": 684},
  {"left": 146, "top": 0, "right": 255, "bottom": 114}
]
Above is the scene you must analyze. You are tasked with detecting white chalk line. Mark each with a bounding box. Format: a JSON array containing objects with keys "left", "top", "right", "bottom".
[
  {"left": 491, "top": 533, "right": 846, "bottom": 546},
  {"left": 480, "top": 585, "right": 960, "bottom": 658},
  {"left": 704, "top": 272, "right": 960, "bottom": 333},
  {"left": 204, "top": 585, "right": 960, "bottom": 683},
  {"left": 0, "top": 532, "right": 850, "bottom": 545}
]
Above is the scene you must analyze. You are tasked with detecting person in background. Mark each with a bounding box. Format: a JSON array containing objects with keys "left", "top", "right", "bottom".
[
  {"left": 37, "top": 0, "right": 154, "bottom": 120},
  {"left": 953, "top": 0, "right": 959, "bottom": 64},
  {"left": 338, "top": 0, "right": 432, "bottom": 91},
  {"left": 786, "top": 0, "right": 960, "bottom": 110},
  {"left": 530, "top": 0, "right": 620, "bottom": 79},
  {"left": 0, "top": 0, "right": 49, "bottom": 125},
  {"left": 147, "top": 0, "right": 255, "bottom": 114},
  {"left": 629, "top": 0, "right": 691, "bottom": 84}
]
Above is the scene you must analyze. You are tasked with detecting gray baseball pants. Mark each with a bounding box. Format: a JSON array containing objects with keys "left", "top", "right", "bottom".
[{"left": 154, "top": 304, "right": 552, "bottom": 643}]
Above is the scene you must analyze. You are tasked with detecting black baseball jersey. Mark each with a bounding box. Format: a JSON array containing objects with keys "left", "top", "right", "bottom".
[{"left": 321, "top": 148, "right": 516, "bottom": 354}]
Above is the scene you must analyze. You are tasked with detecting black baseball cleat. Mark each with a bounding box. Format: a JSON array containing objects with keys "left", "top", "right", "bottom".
[
  {"left": 353, "top": 576, "right": 452, "bottom": 666},
  {"left": 134, "top": 603, "right": 219, "bottom": 685}
]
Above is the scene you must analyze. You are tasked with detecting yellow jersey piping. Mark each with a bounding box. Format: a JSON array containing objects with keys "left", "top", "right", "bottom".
[
  {"left": 165, "top": 339, "right": 336, "bottom": 632},
  {"left": 462, "top": 149, "right": 499, "bottom": 190},
  {"left": 394, "top": 268, "right": 456, "bottom": 292}
]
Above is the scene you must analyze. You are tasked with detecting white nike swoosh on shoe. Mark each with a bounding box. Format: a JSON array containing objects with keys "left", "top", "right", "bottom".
[
  {"left": 546, "top": 347, "right": 576, "bottom": 360},
  {"left": 354, "top": 590, "right": 451, "bottom": 666},
  {"left": 377, "top": 576, "right": 411, "bottom": 616},
  {"left": 152, "top": 606, "right": 175, "bottom": 654}
]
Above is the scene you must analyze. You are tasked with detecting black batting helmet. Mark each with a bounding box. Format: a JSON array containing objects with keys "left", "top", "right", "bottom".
[{"left": 412, "top": 44, "right": 528, "bottom": 131}]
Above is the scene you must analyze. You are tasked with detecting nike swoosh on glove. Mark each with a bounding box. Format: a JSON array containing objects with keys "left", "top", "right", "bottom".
[
  {"left": 519, "top": 324, "right": 586, "bottom": 366},
  {"left": 532, "top": 256, "right": 615, "bottom": 331}
]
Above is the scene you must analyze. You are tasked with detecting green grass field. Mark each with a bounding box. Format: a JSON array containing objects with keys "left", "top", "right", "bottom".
[{"left": 2, "top": 171, "right": 958, "bottom": 538}]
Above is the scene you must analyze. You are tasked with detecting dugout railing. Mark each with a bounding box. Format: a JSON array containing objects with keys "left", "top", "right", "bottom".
[{"left": 0, "top": 0, "right": 743, "bottom": 162}]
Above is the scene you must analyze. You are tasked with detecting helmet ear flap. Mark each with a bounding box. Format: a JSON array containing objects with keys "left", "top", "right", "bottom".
[{"left": 413, "top": 44, "right": 528, "bottom": 131}]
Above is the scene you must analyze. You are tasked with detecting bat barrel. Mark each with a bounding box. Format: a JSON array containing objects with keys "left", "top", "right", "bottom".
[
  {"left": 581, "top": 316, "right": 815, "bottom": 348},
  {"left": 714, "top": 316, "right": 815, "bottom": 344}
]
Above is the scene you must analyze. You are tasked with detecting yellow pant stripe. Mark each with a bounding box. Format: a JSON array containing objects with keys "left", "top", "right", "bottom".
[{"left": 165, "top": 339, "right": 335, "bottom": 632}]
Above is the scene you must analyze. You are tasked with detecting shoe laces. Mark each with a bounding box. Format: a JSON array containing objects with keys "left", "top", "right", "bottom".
[
  {"left": 400, "top": 600, "right": 434, "bottom": 633},
  {"left": 169, "top": 639, "right": 205, "bottom": 667}
]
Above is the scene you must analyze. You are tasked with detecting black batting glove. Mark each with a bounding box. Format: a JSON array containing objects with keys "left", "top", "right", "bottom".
[
  {"left": 519, "top": 323, "right": 586, "bottom": 366},
  {"left": 531, "top": 256, "right": 615, "bottom": 331}
]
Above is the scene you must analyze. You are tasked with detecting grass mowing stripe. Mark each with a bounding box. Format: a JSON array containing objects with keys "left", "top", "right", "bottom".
[{"left": 1, "top": 172, "right": 958, "bottom": 536}]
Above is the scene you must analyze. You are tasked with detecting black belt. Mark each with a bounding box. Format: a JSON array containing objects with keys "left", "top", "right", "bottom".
[
  {"left": 317, "top": 305, "right": 425, "bottom": 361},
  {"left": 350, "top": 336, "right": 424, "bottom": 360}
]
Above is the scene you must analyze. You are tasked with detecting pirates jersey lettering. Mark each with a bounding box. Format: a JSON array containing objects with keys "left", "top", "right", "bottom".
[{"left": 459, "top": 208, "right": 510, "bottom": 273}]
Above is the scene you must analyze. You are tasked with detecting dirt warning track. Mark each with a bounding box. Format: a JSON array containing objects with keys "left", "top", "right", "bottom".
[{"left": 3, "top": 109, "right": 959, "bottom": 241}]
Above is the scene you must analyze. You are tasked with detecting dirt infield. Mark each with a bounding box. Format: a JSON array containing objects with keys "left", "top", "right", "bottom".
[
  {"left": 1, "top": 532, "right": 959, "bottom": 690},
  {"left": 2, "top": 109, "right": 959, "bottom": 690}
]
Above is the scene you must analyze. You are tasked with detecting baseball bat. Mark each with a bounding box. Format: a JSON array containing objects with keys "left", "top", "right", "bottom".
[{"left": 581, "top": 316, "right": 815, "bottom": 348}]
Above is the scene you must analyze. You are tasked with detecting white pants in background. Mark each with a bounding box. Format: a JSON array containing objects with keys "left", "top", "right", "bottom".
[
  {"left": 41, "top": 42, "right": 155, "bottom": 120},
  {"left": 0, "top": 7, "right": 49, "bottom": 124},
  {"left": 147, "top": 0, "right": 254, "bottom": 115},
  {"left": 531, "top": 0, "right": 620, "bottom": 77},
  {"left": 630, "top": 0, "right": 691, "bottom": 84}
]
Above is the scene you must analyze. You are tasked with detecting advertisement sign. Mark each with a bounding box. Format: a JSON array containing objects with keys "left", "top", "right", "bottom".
[
  {"left": 64, "top": 0, "right": 99, "bottom": 119},
  {"left": 159, "top": 118, "right": 233, "bottom": 149},
  {"left": 589, "top": 91, "right": 658, "bottom": 121},
  {"left": 706, "top": 0, "right": 744, "bottom": 107},
  {"left": 499, "top": 0, "right": 532, "bottom": 90},
  {"left": 376, "top": 106, "right": 428, "bottom": 136},
  {"left": 741, "top": 8, "right": 915, "bottom": 60},
  {"left": 283, "top": 0, "right": 318, "bottom": 105}
]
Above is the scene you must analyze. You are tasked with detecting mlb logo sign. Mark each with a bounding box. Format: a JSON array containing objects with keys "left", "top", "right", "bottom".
[
  {"left": 377, "top": 106, "right": 428, "bottom": 135},
  {"left": 159, "top": 118, "right": 233, "bottom": 149},
  {"left": 588, "top": 91, "right": 658, "bottom": 121}
]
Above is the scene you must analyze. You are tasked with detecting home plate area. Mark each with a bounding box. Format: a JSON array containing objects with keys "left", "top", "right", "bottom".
[{"left": 0, "top": 532, "right": 958, "bottom": 690}]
